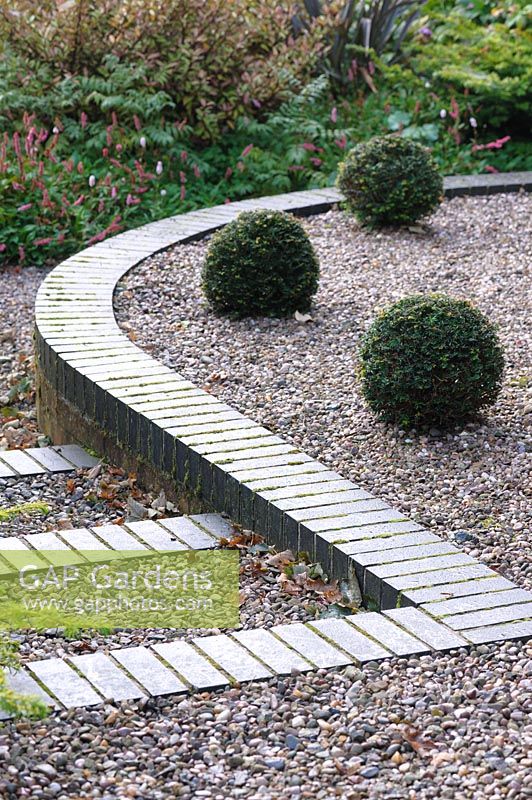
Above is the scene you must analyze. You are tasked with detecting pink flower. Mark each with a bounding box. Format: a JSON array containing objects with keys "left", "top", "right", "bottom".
[
  {"left": 77, "top": 162, "right": 84, "bottom": 174},
  {"left": 80, "top": 112, "right": 88, "bottom": 129},
  {"left": 126, "top": 193, "right": 140, "bottom": 206},
  {"left": 472, "top": 135, "right": 511, "bottom": 152},
  {"left": 310, "top": 157, "right": 322, "bottom": 167},
  {"left": 180, "top": 150, "right": 188, "bottom": 162},
  {"left": 193, "top": 164, "right": 201, "bottom": 178},
  {"left": 180, "top": 171, "right": 186, "bottom": 184},
  {"left": 330, "top": 107, "right": 337, "bottom": 123},
  {"left": 335, "top": 135, "right": 347, "bottom": 149},
  {"left": 133, "top": 115, "right": 142, "bottom": 132},
  {"left": 225, "top": 167, "right": 233, "bottom": 180},
  {"left": 116, "top": 143, "right": 122, "bottom": 153},
  {"left": 485, "top": 165, "right": 499, "bottom": 173},
  {"left": 34, "top": 237, "right": 53, "bottom": 246},
  {"left": 450, "top": 98, "right": 460, "bottom": 121},
  {"left": 302, "top": 142, "right": 317, "bottom": 151},
  {"left": 17, "top": 203, "right": 33, "bottom": 211},
  {"left": 0, "top": 243, "right": 6, "bottom": 252},
  {"left": 180, "top": 185, "right": 186, "bottom": 201},
  {"left": 111, "top": 186, "right": 118, "bottom": 199},
  {"left": 102, "top": 147, "right": 109, "bottom": 157},
  {"left": 73, "top": 195, "right": 85, "bottom": 206},
  {"left": 241, "top": 144, "right": 254, "bottom": 158},
  {"left": 18, "top": 245, "right": 25, "bottom": 262}
]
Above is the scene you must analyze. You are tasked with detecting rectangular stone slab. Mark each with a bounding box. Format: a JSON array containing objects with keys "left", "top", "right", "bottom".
[
  {"left": 22, "top": 531, "right": 85, "bottom": 566},
  {"left": 461, "top": 620, "right": 532, "bottom": 644},
  {"left": 152, "top": 641, "right": 228, "bottom": 689},
  {"left": 288, "top": 498, "right": 385, "bottom": 522},
  {"left": 24, "top": 447, "right": 74, "bottom": 473},
  {"left": 89, "top": 524, "right": 149, "bottom": 551},
  {"left": 3, "top": 667, "right": 60, "bottom": 710},
  {"left": 383, "top": 564, "right": 498, "bottom": 605},
  {"left": 51, "top": 444, "right": 99, "bottom": 468},
  {"left": 56, "top": 528, "right": 117, "bottom": 562},
  {"left": 69, "top": 652, "right": 147, "bottom": 701},
  {"left": 422, "top": 587, "right": 530, "bottom": 617},
  {"left": 124, "top": 520, "right": 189, "bottom": 551},
  {"left": 384, "top": 608, "right": 468, "bottom": 651},
  {"left": 0, "top": 450, "right": 45, "bottom": 475},
  {"left": 274, "top": 488, "right": 371, "bottom": 512},
  {"left": 303, "top": 507, "right": 405, "bottom": 533},
  {"left": 260, "top": 479, "right": 356, "bottom": 502},
  {"left": 249, "top": 470, "right": 344, "bottom": 494},
  {"left": 232, "top": 629, "right": 313, "bottom": 675},
  {"left": 309, "top": 618, "right": 391, "bottom": 663},
  {"left": 442, "top": 601, "right": 532, "bottom": 630},
  {"left": 339, "top": 531, "right": 441, "bottom": 556},
  {"left": 271, "top": 623, "right": 352, "bottom": 669},
  {"left": 193, "top": 634, "right": 273, "bottom": 682},
  {"left": 158, "top": 518, "right": 217, "bottom": 549},
  {"left": 0, "top": 459, "right": 16, "bottom": 478},
  {"left": 401, "top": 567, "right": 515, "bottom": 606},
  {"left": 347, "top": 612, "right": 429, "bottom": 656},
  {"left": 0, "top": 537, "right": 49, "bottom": 569},
  {"left": 354, "top": 542, "right": 459, "bottom": 568},
  {"left": 28, "top": 658, "right": 103, "bottom": 707},
  {"left": 112, "top": 646, "right": 187, "bottom": 696},
  {"left": 190, "top": 514, "right": 234, "bottom": 540}
]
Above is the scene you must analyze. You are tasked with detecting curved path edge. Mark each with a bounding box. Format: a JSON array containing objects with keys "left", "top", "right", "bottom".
[{"left": 34, "top": 174, "right": 532, "bottom": 646}]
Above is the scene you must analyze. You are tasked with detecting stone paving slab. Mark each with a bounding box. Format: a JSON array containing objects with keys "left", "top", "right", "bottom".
[
  {"left": 0, "top": 444, "right": 100, "bottom": 479},
  {"left": 69, "top": 652, "right": 147, "bottom": 701},
  {"left": 309, "top": 618, "right": 391, "bottom": 663},
  {"left": 232, "top": 628, "right": 313, "bottom": 675},
  {"left": 460, "top": 620, "right": 532, "bottom": 644},
  {"left": 111, "top": 647, "right": 188, "bottom": 696},
  {"left": 384, "top": 608, "right": 469, "bottom": 651},
  {"left": 28, "top": 659, "right": 103, "bottom": 708},
  {"left": 347, "top": 612, "right": 429, "bottom": 656},
  {"left": 271, "top": 623, "right": 352, "bottom": 669},
  {"left": 441, "top": 601, "right": 532, "bottom": 631},
  {"left": 421, "top": 586, "right": 530, "bottom": 617},
  {"left": 193, "top": 634, "right": 273, "bottom": 682},
  {"left": 152, "top": 641, "right": 227, "bottom": 689}
]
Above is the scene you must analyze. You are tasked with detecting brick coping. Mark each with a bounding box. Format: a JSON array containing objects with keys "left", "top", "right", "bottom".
[{"left": 34, "top": 175, "right": 532, "bottom": 648}]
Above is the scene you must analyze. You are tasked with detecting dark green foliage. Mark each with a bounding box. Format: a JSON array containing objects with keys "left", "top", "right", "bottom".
[
  {"left": 202, "top": 210, "right": 320, "bottom": 317},
  {"left": 359, "top": 294, "right": 505, "bottom": 428},
  {"left": 337, "top": 135, "right": 443, "bottom": 226}
]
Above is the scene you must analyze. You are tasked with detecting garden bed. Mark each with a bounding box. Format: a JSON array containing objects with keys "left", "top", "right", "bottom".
[{"left": 115, "top": 192, "right": 532, "bottom": 593}]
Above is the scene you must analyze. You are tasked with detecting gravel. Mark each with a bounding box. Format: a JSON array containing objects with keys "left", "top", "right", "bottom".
[
  {"left": 0, "top": 267, "right": 46, "bottom": 450},
  {"left": 115, "top": 192, "right": 532, "bottom": 592},
  {"left": 0, "top": 196, "right": 530, "bottom": 800},
  {"left": 1, "top": 640, "right": 530, "bottom": 799}
]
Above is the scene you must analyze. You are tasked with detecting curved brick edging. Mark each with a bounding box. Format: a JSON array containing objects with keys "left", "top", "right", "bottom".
[{"left": 35, "top": 175, "right": 532, "bottom": 641}]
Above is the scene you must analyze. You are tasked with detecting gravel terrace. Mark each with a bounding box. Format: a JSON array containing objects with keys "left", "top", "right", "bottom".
[
  {"left": 0, "top": 195, "right": 529, "bottom": 800},
  {"left": 115, "top": 192, "right": 532, "bottom": 593}
]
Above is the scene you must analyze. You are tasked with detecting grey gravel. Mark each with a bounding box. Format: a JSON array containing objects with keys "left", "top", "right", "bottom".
[
  {"left": 1, "top": 640, "right": 530, "bottom": 799},
  {"left": 116, "top": 193, "right": 532, "bottom": 592}
]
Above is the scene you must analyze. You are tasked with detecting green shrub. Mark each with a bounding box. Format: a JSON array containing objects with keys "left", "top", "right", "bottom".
[
  {"left": 359, "top": 294, "right": 505, "bottom": 428},
  {"left": 0, "top": 0, "right": 321, "bottom": 141},
  {"left": 337, "top": 135, "right": 443, "bottom": 226},
  {"left": 202, "top": 210, "right": 320, "bottom": 317}
]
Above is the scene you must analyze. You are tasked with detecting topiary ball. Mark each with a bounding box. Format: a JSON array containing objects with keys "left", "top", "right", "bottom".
[
  {"left": 336, "top": 135, "right": 443, "bottom": 227},
  {"left": 202, "top": 209, "right": 320, "bottom": 317},
  {"left": 359, "top": 294, "right": 505, "bottom": 428}
]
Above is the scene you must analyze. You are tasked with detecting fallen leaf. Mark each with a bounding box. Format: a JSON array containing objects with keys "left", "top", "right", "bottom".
[
  {"left": 402, "top": 726, "right": 439, "bottom": 757},
  {"left": 294, "top": 310, "right": 313, "bottom": 323}
]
